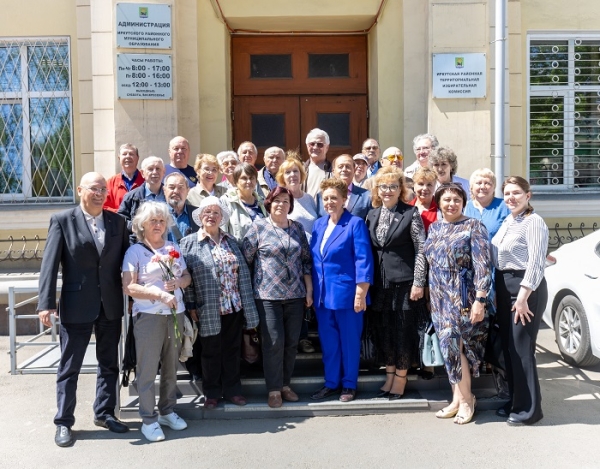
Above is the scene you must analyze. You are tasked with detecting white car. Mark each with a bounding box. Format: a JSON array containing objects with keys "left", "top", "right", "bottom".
[{"left": 543, "top": 230, "right": 600, "bottom": 367}]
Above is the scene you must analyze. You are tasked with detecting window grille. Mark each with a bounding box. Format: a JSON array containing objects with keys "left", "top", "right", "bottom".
[
  {"left": 0, "top": 38, "right": 74, "bottom": 203},
  {"left": 528, "top": 35, "right": 600, "bottom": 192}
]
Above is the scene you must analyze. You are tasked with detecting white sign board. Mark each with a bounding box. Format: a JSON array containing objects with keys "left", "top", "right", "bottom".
[
  {"left": 432, "top": 53, "right": 486, "bottom": 98},
  {"left": 116, "top": 3, "right": 171, "bottom": 49},
  {"left": 117, "top": 54, "right": 172, "bottom": 100}
]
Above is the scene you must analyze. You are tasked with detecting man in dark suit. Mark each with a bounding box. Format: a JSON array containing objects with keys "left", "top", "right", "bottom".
[
  {"left": 316, "top": 154, "right": 372, "bottom": 220},
  {"left": 38, "top": 172, "right": 130, "bottom": 447},
  {"left": 163, "top": 172, "right": 200, "bottom": 244}
]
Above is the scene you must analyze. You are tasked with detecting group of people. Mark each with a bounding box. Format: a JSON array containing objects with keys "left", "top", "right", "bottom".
[{"left": 37, "top": 129, "right": 549, "bottom": 447}]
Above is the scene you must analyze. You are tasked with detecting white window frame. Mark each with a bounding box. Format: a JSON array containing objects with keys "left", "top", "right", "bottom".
[
  {"left": 0, "top": 36, "right": 75, "bottom": 203},
  {"left": 527, "top": 32, "right": 600, "bottom": 194}
]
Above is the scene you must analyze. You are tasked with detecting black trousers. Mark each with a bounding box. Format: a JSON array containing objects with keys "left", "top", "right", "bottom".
[
  {"left": 199, "top": 311, "right": 243, "bottom": 399},
  {"left": 496, "top": 270, "right": 547, "bottom": 424},
  {"left": 55, "top": 307, "right": 121, "bottom": 427}
]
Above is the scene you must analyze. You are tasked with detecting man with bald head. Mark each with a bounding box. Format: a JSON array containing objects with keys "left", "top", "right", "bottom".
[
  {"left": 362, "top": 138, "right": 382, "bottom": 178},
  {"left": 257, "top": 146, "right": 285, "bottom": 194},
  {"left": 165, "top": 136, "right": 197, "bottom": 188},
  {"left": 38, "top": 172, "right": 130, "bottom": 447},
  {"left": 316, "top": 154, "right": 372, "bottom": 220}
]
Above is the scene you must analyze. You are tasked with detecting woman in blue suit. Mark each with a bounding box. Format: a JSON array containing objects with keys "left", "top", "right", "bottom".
[{"left": 310, "top": 178, "right": 374, "bottom": 402}]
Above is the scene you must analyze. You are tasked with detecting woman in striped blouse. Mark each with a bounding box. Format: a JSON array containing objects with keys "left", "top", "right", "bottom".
[{"left": 491, "top": 176, "right": 548, "bottom": 426}]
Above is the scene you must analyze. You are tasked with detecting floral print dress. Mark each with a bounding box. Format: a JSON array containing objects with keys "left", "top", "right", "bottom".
[{"left": 423, "top": 218, "right": 491, "bottom": 384}]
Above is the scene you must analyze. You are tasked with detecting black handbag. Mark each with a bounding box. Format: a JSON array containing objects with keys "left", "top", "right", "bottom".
[
  {"left": 485, "top": 314, "right": 506, "bottom": 371},
  {"left": 121, "top": 314, "right": 136, "bottom": 387}
]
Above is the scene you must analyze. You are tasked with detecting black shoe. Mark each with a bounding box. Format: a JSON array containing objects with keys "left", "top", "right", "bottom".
[
  {"left": 55, "top": 425, "right": 73, "bottom": 447},
  {"left": 310, "top": 386, "right": 341, "bottom": 400},
  {"left": 94, "top": 415, "right": 129, "bottom": 433},
  {"left": 339, "top": 388, "right": 356, "bottom": 402},
  {"left": 389, "top": 393, "right": 404, "bottom": 401},
  {"left": 419, "top": 370, "right": 435, "bottom": 380},
  {"left": 506, "top": 416, "right": 525, "bottom": 427},
  {"left": 375, "top": 390, "right": 390, "bottom": 398},
  {"left": 495, "top": 407, "right": 509, "bottom": 418}
]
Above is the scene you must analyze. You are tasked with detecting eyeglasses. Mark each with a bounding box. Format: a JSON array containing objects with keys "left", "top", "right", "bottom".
[
  {"left": 201, "top": 167, "right": 218, "bottom": 173},
  {"left": 308, "top": 142, "right": 325, "bottom": 148},
  {"left": 385, "top": 155, "right": 403, "bottom": 162},
  {"left": 363, "top": 146, "right": 379, "bottom": 151},
  {"left": 378, "top": 184, "right": 400, "bottom": 192},
  {"left": 221, "top": 160, "right": 238, "bottom": 166},
  {"left": 83, "top": 186, "right": 108, "bottom": 195}
]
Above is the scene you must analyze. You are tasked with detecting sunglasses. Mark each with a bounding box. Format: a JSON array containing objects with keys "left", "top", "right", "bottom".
[
  {"left": 308, "top": 142, "right": 325, "bottom": 148},
  {"left": 385, "top": 154, "right": 403, "bottom": 162}
]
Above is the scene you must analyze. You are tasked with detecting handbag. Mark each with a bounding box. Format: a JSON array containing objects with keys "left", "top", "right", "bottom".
[
  {"left": 485, "top": 314, "right": 506, "bottom": 371},
  {"left": 360, "top": 312, "right": 378, "bottom": 367},
  {"left": 121, "top": 314, "right": 136, "bottom": 387},
  {"left": 241, "top": 328, "right": 261, "bottom": 364},
  {"left": 422, "top": 322, "right": 444, "bottom": 367}
]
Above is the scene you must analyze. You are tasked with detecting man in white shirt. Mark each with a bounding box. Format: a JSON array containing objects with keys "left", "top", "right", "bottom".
[{"left": 303, "top": 128, "right": 332, "bottom": 198}]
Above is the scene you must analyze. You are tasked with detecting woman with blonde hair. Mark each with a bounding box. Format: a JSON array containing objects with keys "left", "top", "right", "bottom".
[
  {"left": 365, "top": 167, "right": 427, "bottom": 399},
  {"left": 187, "top": 154, "right": 227, "bottom": 207}
]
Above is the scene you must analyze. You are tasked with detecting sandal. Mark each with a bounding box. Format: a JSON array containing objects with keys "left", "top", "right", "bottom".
[
  {"left": 454, "top": 396, "right": 476, "bottom": 425},
  {"left": 376, "top": 371, "right": 395, "bottom": 398},
  {"left": 435, "top": 405, "right": 459, "bottom": 419},
  {"left": 389, "top": 372, "right": 407, "bottom": 401}
]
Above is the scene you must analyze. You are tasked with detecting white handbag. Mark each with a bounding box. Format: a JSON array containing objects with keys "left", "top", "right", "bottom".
[{"left": 422, "top": 323, "right": 444, "bottom": 367}]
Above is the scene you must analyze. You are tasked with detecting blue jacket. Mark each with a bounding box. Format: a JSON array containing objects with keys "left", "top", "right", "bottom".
[
  {"left": 310, "top": 209, "right": 374, "bottom": 310},
  {"left": 315, "top": 184, "right": 372, "bottom": 220}
]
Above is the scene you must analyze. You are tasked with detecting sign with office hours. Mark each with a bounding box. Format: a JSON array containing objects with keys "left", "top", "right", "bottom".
[
  {"left": 432, "top": 53, "right": 487, "bottom": 98},
  {"left": 117, "top": 54, "right": 172, "bottom": 100},
  {"left": 116, "top": 3, "right": 172, "bottom": 49}
]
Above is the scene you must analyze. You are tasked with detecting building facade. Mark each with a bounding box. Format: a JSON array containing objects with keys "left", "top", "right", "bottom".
[{"left": 1, "top": 0, "right": 599, "bottom": 268}]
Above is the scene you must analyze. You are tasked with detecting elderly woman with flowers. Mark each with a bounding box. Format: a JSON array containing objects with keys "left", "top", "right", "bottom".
[
  {"left": 180, "top": 196, "right": 259, "bottom": 410},
  {"left": 122, "top": 201, "right": 192, "bottom": 443}
]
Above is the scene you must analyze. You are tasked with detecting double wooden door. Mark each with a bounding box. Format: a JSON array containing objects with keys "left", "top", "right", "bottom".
[
  {"left": 232, "top": 36, "right": 369, "bottom": 165},
  {"left": 233, "top": 95, "right": 367, "bottom": 164}
]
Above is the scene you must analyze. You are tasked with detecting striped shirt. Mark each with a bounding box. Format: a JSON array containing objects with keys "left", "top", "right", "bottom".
[{"left": 491, "top": 211, "right": 548, "bottom": 290}]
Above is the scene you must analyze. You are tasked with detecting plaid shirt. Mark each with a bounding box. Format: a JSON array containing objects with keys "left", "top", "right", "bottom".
[
  {"left": 180, "top": 230, "right": 259, "bottom": 337},
  {"left": 242, "top": 218, "right": 312, "bottom": 300}
]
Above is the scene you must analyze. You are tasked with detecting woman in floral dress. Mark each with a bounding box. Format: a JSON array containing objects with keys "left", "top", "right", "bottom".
[{"left": 424, "top": 183, "right": 491, "bottom": 425}]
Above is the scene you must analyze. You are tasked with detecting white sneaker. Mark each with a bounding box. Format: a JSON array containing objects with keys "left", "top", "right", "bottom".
[
  {"left": 141, "top": 422, "right": 165, "bottom": 442},
  {"left": 157, "top": 412, "right": 188, "bottom": 431}
]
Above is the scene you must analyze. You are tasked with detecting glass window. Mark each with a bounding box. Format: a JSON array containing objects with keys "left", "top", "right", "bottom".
[
  {"left": 251, "top": 114, "right": 285, "bottom": 148},
  {"left": 528, "top": 36, "right": 600, "bottom": 192},
  {"left": 317, "top": 113, "right": 350, "bottom": 146},
  {"left": 250, "top": 54, "right": 292, "bottom": 79},
  {"left": 308, "top": 54, "right": 350, "bottom": 78},
  {"left": 0, "top": 38, "right": 73, "bottom": 203}
]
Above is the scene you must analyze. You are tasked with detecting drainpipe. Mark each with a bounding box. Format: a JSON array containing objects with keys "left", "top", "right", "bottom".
[{"left": 493, "top": 0, "right": 507, "bottom": 196}]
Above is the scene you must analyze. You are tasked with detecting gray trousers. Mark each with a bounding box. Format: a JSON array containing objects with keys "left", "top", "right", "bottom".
[{"left": 133, "top": 312, "right": 183, "bottom": 424}]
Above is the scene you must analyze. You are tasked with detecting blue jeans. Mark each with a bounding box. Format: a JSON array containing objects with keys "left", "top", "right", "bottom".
[{"left": 256, "top": 298, "right": 304, "bottom": 392}]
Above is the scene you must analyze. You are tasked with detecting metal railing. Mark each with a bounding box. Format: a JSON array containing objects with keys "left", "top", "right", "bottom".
[
  {"left": 0, "top": 236, "right": 45, "bottom": 262},
  {"left": 548, "top": 222, "right": 598, "bottom": 251}
]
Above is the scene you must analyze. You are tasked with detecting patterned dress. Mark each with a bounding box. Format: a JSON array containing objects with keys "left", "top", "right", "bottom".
[{"left": 423, "top": 218, "right": 491, "bottom": 384}]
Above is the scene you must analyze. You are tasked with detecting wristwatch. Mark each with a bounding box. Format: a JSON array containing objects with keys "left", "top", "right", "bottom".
[{"left": 475, "top": 296, "right": 486, "bottom": 303}]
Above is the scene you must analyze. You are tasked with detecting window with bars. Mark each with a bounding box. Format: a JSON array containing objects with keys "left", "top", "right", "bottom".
[{"left": 0, "top": 38, "right": 74, "bottom": 203}]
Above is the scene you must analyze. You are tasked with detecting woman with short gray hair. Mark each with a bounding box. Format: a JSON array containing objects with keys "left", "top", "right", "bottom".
[
  {"left": 122, "top": 201, "right": 192, "bottom": 442},
  {"left": 216, "top": 151, "right": 240, "bottom": 190},
  {"left": 429, "top": 146, "right": 470, "bottom": 198}
]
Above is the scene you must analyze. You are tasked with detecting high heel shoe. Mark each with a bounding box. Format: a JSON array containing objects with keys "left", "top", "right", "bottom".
[
  {"left": 389, "top": 372, "right": 407, "bottom": 401},
  {"left": 454, "top": 396, "right": 476, "bottom": 425},
  {"left": 375, "top": 370, "right": 395, "bottom": 399}
]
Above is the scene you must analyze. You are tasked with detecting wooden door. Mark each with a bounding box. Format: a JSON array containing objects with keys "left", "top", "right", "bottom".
[
  {"left": 233, "top": 96, "right": 300, "bottom": 165},
  {"left": 300, "top": 95, "right": 368, "bottom": 160}
]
